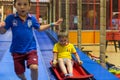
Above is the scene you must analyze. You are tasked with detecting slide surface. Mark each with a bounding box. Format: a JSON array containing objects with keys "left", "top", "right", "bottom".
[
  {"left": 0, "top": 30, "right": 49, "bottom": 80},
  {"left": 36, "top": 30, "right": 119, "bottom": 80}
]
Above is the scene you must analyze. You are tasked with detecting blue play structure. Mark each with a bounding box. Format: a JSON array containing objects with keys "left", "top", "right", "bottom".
[{"left": 0, "top": 29, "right": 119, "bottom": 80}]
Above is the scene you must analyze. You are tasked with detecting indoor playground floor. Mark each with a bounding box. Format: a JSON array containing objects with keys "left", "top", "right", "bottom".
[{"left": 82, "top": 44, "right": 120, "bottom": 67}]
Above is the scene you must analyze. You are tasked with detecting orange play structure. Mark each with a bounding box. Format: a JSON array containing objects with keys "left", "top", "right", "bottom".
[{"left": 68, "top": 30, "right": 100, "bottom": 45}]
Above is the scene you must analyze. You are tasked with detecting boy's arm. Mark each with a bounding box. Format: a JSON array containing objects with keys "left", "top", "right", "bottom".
[
  {"left": 53, "top": 52, "right": 57, "bottom": 63},
  {"left": 0, "top": 21, "right": 6, "bottom": 34},
  {"left": 74, "top": 53, "right": 83, "bottom": 64},
  {"left": 37, "top": 18, "right": 63, "bottom": 31},
  {"left": 52, "top": 52, "right": 58, "bottom": 67}
]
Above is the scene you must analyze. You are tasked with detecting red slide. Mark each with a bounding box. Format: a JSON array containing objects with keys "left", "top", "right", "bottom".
[{"left": 50, "top": 61, "right": 93, "bottom": 80}]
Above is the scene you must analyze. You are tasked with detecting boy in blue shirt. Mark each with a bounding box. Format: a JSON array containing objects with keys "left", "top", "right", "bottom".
[{"left": 0, "top": 0, "right": 63, "bottom": 80}]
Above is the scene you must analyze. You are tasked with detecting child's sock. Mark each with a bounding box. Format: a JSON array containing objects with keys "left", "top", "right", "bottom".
[
  {"left": 64, "top": 74, "right": 69, "bottom": 77},
  {"left": 68, "top": 73, "right": 73, "bottom": 77}
]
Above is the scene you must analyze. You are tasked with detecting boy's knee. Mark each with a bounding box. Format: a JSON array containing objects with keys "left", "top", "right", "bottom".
[
  {"left": 29, "top": 64, "right": 38, "bottom": 70},
  {"left": 58, "top": 58, "right": 63, "bottom": 62}
]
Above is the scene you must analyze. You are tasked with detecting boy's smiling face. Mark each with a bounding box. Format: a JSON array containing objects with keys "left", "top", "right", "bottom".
[{"left": 59, "top": 37, "right": 68, "bottom": 46}]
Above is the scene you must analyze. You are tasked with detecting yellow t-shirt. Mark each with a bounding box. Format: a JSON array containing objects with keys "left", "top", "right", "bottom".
[{"left": 53, "top": 43, "right": 76, "bottom": 59}]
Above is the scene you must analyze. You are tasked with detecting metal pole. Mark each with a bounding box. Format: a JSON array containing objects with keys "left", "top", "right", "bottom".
[
  {"left": 100, "top": 0, "right": 107, "bottom": 68},
  {"left": 77, "top": 0, "right": 82, "bottom": 49},
  {"left": 49, "top": 1, "right": 52, "bottom": 23},
  {"left": 118, "top": 0, "right": 120, "bottom": 29},
  {"left": 66, "top": 0, "right": 69, "bottom": 33},
  {"left": 36, "top": 0, "right": 40, "bottom": 20},
  {"left": 110, "top": 0, "right": 113, "bottom": 29},
  {"left": 59, "top": 0, "right": 61, "bottom": 30},
  {"left": 53, "top": 0, "right": 56, "bottom": 31}
]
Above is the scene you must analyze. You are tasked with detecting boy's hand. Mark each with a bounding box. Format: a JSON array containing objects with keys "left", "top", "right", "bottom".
[
  {"left": 0, "top": 21, "right": 5, "bottom": 28},
  {"left": 52, "top": 60, "right": 57, "bottom": 67},
  {"left": 0, "top": 21, "right": 6, "bottom": 34},
  {"left": 78, "top": 60, "right": 83, "bottom": 65},
  {"left": 54, "top": 18, "right": 63, "bottom": 26}
]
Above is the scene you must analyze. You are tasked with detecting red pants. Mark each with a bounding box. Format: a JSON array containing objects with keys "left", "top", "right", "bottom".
[{"left": 12, "top": 50, "right": 38, "bottom": 74}]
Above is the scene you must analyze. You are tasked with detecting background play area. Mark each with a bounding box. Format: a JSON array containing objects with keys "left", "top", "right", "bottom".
[{"left": 0, "top": 0, "right": 120, "bottom": 80}]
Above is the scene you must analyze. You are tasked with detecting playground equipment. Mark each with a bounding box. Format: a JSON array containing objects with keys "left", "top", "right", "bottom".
[{"left": 50, "top": 60, "right": 94, "bottom": 80}]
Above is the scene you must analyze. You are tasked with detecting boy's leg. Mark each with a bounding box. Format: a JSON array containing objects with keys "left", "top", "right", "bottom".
[
  {"left": 12, "top": 53, "right": 26, "bottom": 80},
  {"left": 17, "top": 73, "right": 26, "bottom": 80},
  {"left": 65, "top": 59, "right": 73, "bottom": 75},
  {"left": 29, "top": 64, "right": 38, "bottom": 80},
  {"left": 27, "top": 50, "right": 38, "bottom": 80},
  {"left": 58, "top": 58, "right": 68, "bottom": 76}
]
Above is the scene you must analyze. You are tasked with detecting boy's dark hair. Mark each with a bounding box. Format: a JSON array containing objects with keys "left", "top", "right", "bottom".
[
  {"left": 14, "top": 0, "right": 31, "bottom": 4},
  {"left": 58, "top": 30, "right": 68, "bottom": 39}
]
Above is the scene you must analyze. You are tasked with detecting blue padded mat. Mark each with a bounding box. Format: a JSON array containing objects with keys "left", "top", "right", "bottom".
[
  {"left": 35, "top": 31, "right": 57, "bottom": 80},
  {"left": 35, "top": 31, "right": 53, "bottom": 51},
  {"left": 0, "top": 30, "right": 50, "bottom": 80},
  {"left": 76, "top": 48, "right": 119, "bottom": 80}
]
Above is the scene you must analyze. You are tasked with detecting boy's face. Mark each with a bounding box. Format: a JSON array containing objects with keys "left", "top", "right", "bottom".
[
  {"left": 59, "top": 37, "right": 68, "bottom": 46},
  {"left": 14, "top": 0, "right": 31, "bottom": 17}
]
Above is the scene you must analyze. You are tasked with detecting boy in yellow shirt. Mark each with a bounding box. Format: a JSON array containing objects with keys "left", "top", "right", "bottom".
[{"left": 52, "top": 31, "right": 82, "bottom": 77}]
